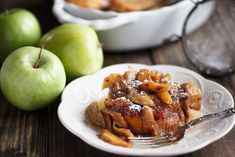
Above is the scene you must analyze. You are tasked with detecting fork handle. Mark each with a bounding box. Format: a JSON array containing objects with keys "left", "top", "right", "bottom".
[{"left": 186, "top": 108, "right": 235, "bottom": 128}]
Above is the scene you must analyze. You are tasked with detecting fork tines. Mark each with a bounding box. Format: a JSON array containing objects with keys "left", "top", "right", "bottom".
[{"left": 128, "top": 134, "right": 174, "bottom": 148}]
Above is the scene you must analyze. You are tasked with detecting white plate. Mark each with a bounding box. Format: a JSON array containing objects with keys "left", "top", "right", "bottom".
[{"left": 58, "top": 64, "right": 235, "bottom": 156}]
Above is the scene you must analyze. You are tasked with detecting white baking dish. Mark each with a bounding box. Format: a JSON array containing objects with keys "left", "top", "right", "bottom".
[{"left": 53, "top": 0, "right": 215, "bottom": 51}]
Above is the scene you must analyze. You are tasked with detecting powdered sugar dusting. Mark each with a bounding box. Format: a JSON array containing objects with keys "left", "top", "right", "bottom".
[
  {"left": 128, "top": 104, "right": 143, "bottom": 112},
  {"left": 115, "top": 96, "right": 131, "bottom": 102},
  {"left": 169, "top": 81, "right": 188, "bottom": 103}
]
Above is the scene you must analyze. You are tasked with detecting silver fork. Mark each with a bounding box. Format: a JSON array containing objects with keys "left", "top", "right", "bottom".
[{"left": 128, "top": 108, "right": 235, "bottom": 148}]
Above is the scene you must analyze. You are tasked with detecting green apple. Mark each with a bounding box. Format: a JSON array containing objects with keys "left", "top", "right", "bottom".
[
  {"left": 0, "top": 46, "right": 66, "bottom": 111},
  {"left": 0, "top": 9, "right": 41, "bottom": 63},
  {"left": 40, "top": 24, "right": 103, "bottom": 81}
]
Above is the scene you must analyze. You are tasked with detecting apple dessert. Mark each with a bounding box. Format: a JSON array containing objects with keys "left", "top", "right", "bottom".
[
  {"left": 66, "top": 0, "right": 180, "bottom": 12},
  {"left": 86, "top": 67, "right": 201, "bottom": 147},
  {"left": 109, "top": 0, "right": 166, "bottom": 12},
  {"left": 66, "top": 0, "right": 109, "bottom": 10}
]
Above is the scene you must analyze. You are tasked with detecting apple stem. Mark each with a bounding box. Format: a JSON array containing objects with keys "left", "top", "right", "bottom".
[
  {"left": 33, "top": 45, "right": 44, "bottom": 68},
  {"left": 98, "top": 43, "right": 104, "bottom": 49},
  {"left": 4, "top": 9, "right": 9, "bottom": 16}
]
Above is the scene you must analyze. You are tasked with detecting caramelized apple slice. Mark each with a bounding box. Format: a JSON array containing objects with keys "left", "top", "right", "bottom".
[
  {"left": 102, "top": 73, "right": 122, "bottom": 89},
  {"left": 131, "top": 95, "right": 154, "bottom": 107},
  {"left": 157, "top": 91, "right": 173, "bottom": 105},
  {"left": 100, "top": 129, "right": 133, "bottom": 147},
  {"left": 138, "top": 82, "right": 171, "bottom": 93},
  {"left": 136, "top": 69, "right": 163, "bottom": 82}
]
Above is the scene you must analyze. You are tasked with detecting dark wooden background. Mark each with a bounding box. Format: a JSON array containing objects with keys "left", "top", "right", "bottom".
[{"left": 0, "top": 0, "right": 235, "bottom": 157}]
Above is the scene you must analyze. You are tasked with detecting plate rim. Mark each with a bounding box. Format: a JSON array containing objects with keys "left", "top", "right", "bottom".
[{"left": 58, "top": 63, "right": 235, "bottom": 156}]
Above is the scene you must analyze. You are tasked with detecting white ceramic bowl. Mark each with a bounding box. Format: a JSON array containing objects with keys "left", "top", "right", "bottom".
[
  {"left": 53, "top": 0, "right": 215, "bottom": 51},
  {"left": 58, "top": 64, "right": 235, "bottom": 156}
]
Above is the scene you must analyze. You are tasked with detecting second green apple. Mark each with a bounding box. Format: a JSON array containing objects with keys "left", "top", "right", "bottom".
[{"left": 40, "top": 24, "right": 103, "bottom": 81}]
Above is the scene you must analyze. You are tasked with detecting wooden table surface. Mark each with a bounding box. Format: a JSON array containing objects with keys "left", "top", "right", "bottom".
[{"left": 0, "top": 0, "right": 235, "bottom": 157}]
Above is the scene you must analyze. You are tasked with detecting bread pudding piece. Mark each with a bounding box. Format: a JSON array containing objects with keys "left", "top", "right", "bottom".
[
  {"left": 86, "top": 68, "right": 202, "bottom": 147},
  {"left": 109, "top": 0, "right": 166, "bottom": 12},
  {"left": 66, "top": 0, "right": 109, "bottom": 10}
]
